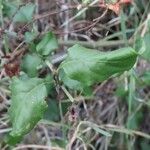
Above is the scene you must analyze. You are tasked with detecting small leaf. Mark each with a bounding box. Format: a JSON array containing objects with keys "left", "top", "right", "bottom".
[
  {"left": 24, "top": 32, "right": 37, "bottom": 43},
  {"left": 59, "top": 44, "right": 137, "bottom": 90},
  {"left": 21, "top": 53, "right": 42, "bottom": 77},
  {"left": 3, "top": 2, "right": 17, "bottom": 18},
  {"left": 141, "top": 71, "right": 150, "bottom": 85},
  {"left": 13, "top": 3, "right": 35, "bottom": 23},
  {"left": 36, "top": 32, "right": 58, "bottom": 56},
  {"left": 7, "top": 77, "right": 48, "bottom": 144}
]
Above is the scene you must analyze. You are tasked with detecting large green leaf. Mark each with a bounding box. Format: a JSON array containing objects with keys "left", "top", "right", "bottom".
[
  {"left": 59, "top": 44, "right": 137, "bottom": 90},
  {"left": 13, "top": 3, "right": 35, "bottom": 23},
  {"left": 21, "top": 53, "right": 42, "bottom": 77},
  {"left": 7, "top": 77, "right": 48, "bottom": 144},
  {"left": 36, "top": 32, "right": 58, "bottom": 56},
  {"left": 59, "top": 69, "right": 83, "bottom": 90}
]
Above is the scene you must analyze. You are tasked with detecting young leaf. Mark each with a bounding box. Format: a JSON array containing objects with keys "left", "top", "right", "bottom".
[
  {"left": 36, "top": 32, "right": 58, "bottom": 56},
  {"left": 24, "top": 32, "right": 37, "bottom": 43},
  {"left": 21, "top": 53, "right": 42, "bottom": 77},
  {"left": 7, "top": 77, "right": 48, "bottom": 145},
  {"left": 59, "top": 44, "right": 137, "bottom": 90},
  {"left": 13, "top": 3, "right": 35, "bottom": 23}
]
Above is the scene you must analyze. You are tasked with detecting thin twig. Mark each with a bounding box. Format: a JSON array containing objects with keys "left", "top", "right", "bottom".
[
  {"left": 60, "top": 0, "right": 100, "bottom": 27},
  {"left": 13, "top": 145, "right": 64, "bottom": 150},
  {"left": 61, "top": 85, "right": 74, "bottom": 102},
  {"left": 0, "top": 128, "right": 12, "bottom": 134}
]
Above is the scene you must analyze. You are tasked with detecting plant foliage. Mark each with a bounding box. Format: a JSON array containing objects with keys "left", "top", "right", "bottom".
[
  {"left": 7, "top": 77, "right": 48, "bottom": 144},
  {"left": 59, "top": 44, "right": 137, "bottom": 90}
]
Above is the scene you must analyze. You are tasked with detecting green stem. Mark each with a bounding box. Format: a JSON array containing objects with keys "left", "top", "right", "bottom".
[
  {"left": 58, "top": 39, "right": 132, "bottom": 48},
  {"left": 0, "top": 0, "right": 4, "bottom": 28},
  {"left": 120, "top": 10, "right": 128, "bottom": 46}
]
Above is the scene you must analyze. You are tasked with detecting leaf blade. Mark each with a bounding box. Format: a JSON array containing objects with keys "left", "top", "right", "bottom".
[
  {"left": 21, "top": 53, "right": 42, "bottom": 77},
  {"left": 7, "top": 77, "right": 48, "bottom": 145},
  {"left": 13, "top": 3, "right": 35, "bottom": 23},
  {"left": 59, "top": 44, "right": 137, "bottom": 89},
  {"left": 36, "top": 32, "right": 58, "bottom": 56}
]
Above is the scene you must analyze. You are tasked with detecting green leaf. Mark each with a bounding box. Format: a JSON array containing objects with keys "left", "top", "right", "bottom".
[
  {"left": 13, "top": 3, "right": 35, "bottom": 23},
  {"left": 21, "top": 53, "right": 42, "bottom": 77},
  {"left": 36, "top": 32, "right": 58, "bottom": 56},
  {"left": 24, "top": 32, "right": 37, "bottom": 43},
  {"left": 127, "top": 111, "right": 143, "bottom": 129},
  {"left": 44, "top": 74, "right": 54, "bottom": 94},
  {"left": 51, "top": 139, "right": 68, "bottom": 149},
  {"left": 7, "top": 77, "right": 48, "bottom": 144},
  {"left": 3, "top": 2, "right": 17, "bottom": 18},
  {"left": 44, "top": 99, "right": 59, "bottom": 121},
  {"left": 59, "top": 69, "right": 83, "bottom": 90},
  {"left": 61, "top": 101, "right": 72, "bottom": 115},
  {"left": 140, "top": 33, "right": 150, "bottom": 61},
  {"left": 115, "top": 85, "right": 128, "bottom": 98},
  {"left": 59, "top": 44, "right": 137, "bottom": 90},
  {"left": 141, "top": 71, "right": 150, "bottom": 85},
  {"left": 140, "top": 140, "right": 150, "bottom": 150}
]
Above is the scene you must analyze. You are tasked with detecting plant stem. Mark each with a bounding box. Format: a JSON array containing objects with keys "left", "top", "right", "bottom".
[
  {"left": 0, "top": 0, "right": 4, "bottom": 28},
  {"left": 58, "top": 39, "right": 133, "bottom": 48}
]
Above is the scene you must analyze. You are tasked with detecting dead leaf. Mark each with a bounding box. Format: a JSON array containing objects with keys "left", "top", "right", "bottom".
[{"left": 99, "top": 0, "right": 132, "bottom": 15}]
